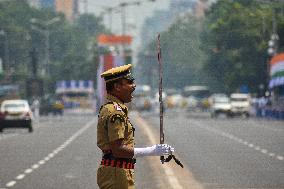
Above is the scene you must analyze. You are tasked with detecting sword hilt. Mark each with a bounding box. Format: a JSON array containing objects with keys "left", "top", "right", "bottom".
[{"left": 160, "top": 155, "right": 165, "bottom": 164}]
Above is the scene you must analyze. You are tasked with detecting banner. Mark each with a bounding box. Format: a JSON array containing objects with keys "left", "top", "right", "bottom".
[{"left": 97, "top": 34, "right": 132, "bottom": 46}]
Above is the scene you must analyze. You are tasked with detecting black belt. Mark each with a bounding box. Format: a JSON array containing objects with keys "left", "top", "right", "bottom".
[
  {"left": 101, "top": 152, "right": 136, "bottom": 169},
  {"left": 100, "top": 158, "right": 135, "bottom": 169}
]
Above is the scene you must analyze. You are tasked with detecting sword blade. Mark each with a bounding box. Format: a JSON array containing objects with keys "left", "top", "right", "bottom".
[{"left": 157, "top": 34, "right": 165, "bottom": 163}]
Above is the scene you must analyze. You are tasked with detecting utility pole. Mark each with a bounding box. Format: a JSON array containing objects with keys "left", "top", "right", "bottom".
[
  {"left": 120, "top": 2, "right": 127, "bottom": 36},
  {"left": 101, "top": 7, "right": 115, "bottom": 33},
  {"left": 30, "top": 17, "right": 60, "bottom": 77},
  {"left": 0, "top": 30, "right": 9, "bottom": 72}
]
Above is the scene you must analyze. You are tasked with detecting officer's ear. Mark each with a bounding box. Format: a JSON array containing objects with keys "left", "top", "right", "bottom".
[{"left": 113, "top": 80, "right": 123, "bottom": 91}]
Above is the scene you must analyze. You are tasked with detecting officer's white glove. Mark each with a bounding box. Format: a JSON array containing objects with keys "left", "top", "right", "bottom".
[{"left": 133, "top": 144, "right": 174, "bottom": 158}]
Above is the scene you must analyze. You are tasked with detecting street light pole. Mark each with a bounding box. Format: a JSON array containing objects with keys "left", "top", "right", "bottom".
[
  {"left": 0, "top": 29, "right": 9, "bottom": 71},
  {"left": 30, "top": 17, "right": 60, "bottom": 76},
  {"left": 120, "top": 3, "right": 127, "bottom": 36},
  {"left": 45, "top": 29, "right": 50, "bottom": 75}
]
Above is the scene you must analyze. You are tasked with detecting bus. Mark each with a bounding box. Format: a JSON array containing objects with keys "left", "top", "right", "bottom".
[
  {"left": 56, "top": 80, "right": 96, "bottom": 113},
  {"left": 183, "top": 85, "right": 211, "bottom": 111}
]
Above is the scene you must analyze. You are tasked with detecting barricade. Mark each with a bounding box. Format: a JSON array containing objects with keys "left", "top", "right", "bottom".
[{"left": 258, "top": 107, "right": 284, "bottom": 120}]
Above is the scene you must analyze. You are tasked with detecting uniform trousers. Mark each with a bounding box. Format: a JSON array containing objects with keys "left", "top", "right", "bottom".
[{"left": 97, "top": 165, "right": 135, "bottom": 189}]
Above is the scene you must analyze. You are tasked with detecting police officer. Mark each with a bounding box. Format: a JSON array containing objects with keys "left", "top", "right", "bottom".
[{"left": 97, "top": 64, "right": 174, "bottom": 189}]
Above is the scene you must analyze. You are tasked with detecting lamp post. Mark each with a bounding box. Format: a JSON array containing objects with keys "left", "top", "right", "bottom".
[
  {"left": 267, "top": 7, "right": 279, "bottom": 57},
  {"left": 0, "top": 29, "right": 9, "bottom": 72},
  {"left": 30, "top": 17, "right": 60, "bottom": 76},
  {"left": 266, "top": 6, "right": 280, "bottom": 99}
]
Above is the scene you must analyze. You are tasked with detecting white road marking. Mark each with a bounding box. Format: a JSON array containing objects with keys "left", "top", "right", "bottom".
[
  {"left": 191, "top": 120, "right": 283, "bottom": 162},
  {"left": 16, "top": 174, "right": 25, "bottom": 180},
  {"left": 255, "top": 146, "right": 260, "bottom": 151},
  {"left": 24, "top": 169, "right": 33, "bottom": 174},
  {"left": 3, "top": 118, "right": 96, "bottom": 188},
  {"left": 6, "top": 181, "right": 16, "bottom": 187},
  {"left": 269, "top": 153, "right": 275, "bottom": 157},
  {"left": 261, "top": 149, "right": 268, "bottom": 154},
  {"left": 38, "top": 160, "right": 45, "bottom": 165},
  {"left": 32, "top": 164, "right": 39, "bottom": 169},
  {"left": 248, "top": 144, "right": 254, "bottom": 148}
]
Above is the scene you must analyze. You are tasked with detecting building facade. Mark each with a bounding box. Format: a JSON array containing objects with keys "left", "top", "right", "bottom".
[
  {"left": 27, "top": 0, "right": 79, "bottom": 22},
  {"left": 55, "top": 0, "right": 79, "bottom": 22}
]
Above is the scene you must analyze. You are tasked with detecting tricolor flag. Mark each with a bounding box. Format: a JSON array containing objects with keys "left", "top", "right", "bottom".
[{"left": 269, "top": 53, "right": 284, "bottom": 89}]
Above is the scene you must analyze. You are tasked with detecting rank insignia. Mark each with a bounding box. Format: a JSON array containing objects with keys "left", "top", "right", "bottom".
[{"left": 114, "top": 104, "right": 122, "bottom": 111}]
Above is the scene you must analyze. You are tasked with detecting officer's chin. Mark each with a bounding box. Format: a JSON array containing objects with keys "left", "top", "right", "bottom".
[{"left": 126, "top": 95, "right": 133, "bottom": 103}]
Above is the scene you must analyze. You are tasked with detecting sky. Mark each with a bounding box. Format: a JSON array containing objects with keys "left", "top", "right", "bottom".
[{"left": 79, "top": 0, "right": 170, "bottom": 50}]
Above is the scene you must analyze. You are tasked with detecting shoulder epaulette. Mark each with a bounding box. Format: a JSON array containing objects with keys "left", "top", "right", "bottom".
[{"left": 98, "top": 102, "right": 114, "bottom": 116}]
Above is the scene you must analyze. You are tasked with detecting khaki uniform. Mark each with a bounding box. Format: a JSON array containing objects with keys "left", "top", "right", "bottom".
[{"left": 97, "top": 94, "right": 135, "bottom": 189}]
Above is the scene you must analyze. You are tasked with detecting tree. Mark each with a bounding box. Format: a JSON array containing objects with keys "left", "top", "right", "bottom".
[
  {"left": 0, "top": 1, "right": 108, "bottom": 95},
  {"left": 201, "top": 0, "right": 284, "bottom": 93},
  {"left": 137, "top": 14, "right": 208, "bottom": 90}
]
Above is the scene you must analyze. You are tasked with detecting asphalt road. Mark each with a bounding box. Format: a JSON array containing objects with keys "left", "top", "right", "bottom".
[
  {"left": 140, "top": 109, "right": 284, "bottom": 189},
  {"left": 0, "top": 110, "right": 283, "bottom": 189}
]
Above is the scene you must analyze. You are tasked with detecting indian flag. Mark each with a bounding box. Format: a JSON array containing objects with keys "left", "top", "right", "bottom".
[{"left": 269, "top": 53, "right": 284, "bottom": 89}]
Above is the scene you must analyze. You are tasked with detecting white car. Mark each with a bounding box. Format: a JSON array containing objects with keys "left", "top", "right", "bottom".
[
  {"left": 210, "top": 95, "right": 231, "bottom": 117},
  {"left": 0, "top": 100, "right": 34, "bottom": 132},
  {"left": 230, "top": 93, "right": 250, "bottom": 117}
]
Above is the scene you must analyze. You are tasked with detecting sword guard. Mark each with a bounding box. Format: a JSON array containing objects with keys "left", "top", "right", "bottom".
[
  {"left": 164, "top": 154, "right": 184, "bottom": 168},
  {"left": 160, "top": 156, "right": 165, "bottom": 164}
]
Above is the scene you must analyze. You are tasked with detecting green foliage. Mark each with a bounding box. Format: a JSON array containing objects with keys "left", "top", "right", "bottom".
[
  {"left": 137, "top": 15, "right": 208, "bottom": 90},
  {"left": 0, "top": 1, "right": 107, "bottom": 96},
  {"left": 138, "top": 0, "right": 284, "bottom": 94},
  {"left": 201, "top": 0, "right": 284, "bottom": 93}
]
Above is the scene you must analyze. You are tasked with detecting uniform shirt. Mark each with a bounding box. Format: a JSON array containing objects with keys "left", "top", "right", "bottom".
[{"left": 97, "top": 94, "right": 135, "bottom": 152}]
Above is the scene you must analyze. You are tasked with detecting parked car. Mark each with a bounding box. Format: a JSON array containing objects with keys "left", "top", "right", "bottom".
[
  {"left": 0, "top": 99, "right": 33, "bottom": 132},
  {"left": 209, "top": 94, "right": 231, "bottom": 117},
  {"left": 230, "top": 93, "right": 250, "bottom": 117}
]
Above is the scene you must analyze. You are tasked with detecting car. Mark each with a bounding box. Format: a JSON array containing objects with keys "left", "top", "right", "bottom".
[
  {"left": 230, "top": 93, "right": 251, "bottom": 117},
  {"left": 209, "top": 94, "right": 231, "bottom": 117},
  {"left": 132, "top": 85, "right": 153, "bottom": 111},
  {"left": 0, "top": 99, "right": 33, "bottom": 132},
  {"left": 166, "top": 94, "right": 184, "bottom": 108}
]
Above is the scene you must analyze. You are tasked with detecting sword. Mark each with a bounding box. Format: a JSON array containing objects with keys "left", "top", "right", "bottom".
[
  {"left": 156, "top": 34, "right": 184, "bottom": 168},
  {"left": 157, "top": 33, "right": 165, "bottom": 164}
]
